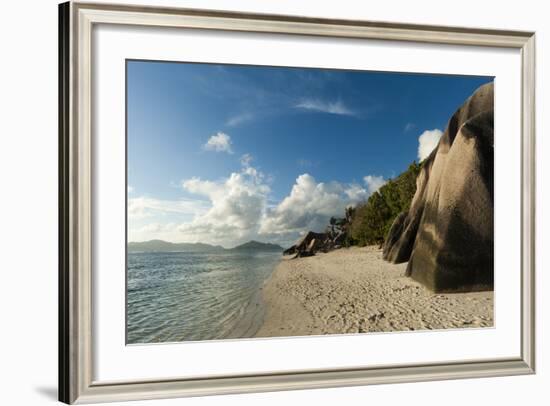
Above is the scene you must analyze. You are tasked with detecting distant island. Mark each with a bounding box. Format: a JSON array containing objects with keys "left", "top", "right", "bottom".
[
  {"left": 128, "top": 239, "right": 284, "bottom": 253},
  {"left": 230, "top": 240, "right": 284, "bottom": 252}
]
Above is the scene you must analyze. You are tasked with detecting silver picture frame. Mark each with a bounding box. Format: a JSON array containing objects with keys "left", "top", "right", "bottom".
[{"left": 58, "top": 1, "right": 536, "bottom": 403}]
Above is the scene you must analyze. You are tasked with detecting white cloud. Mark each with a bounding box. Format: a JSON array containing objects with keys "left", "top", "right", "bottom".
[
  {"left": 133, "top": 222, "right": 178, "bottom": 233},
  {"left": 363, "top": 175, "right": 387, "bottom": 194},
  {"left": 129, "top": 162, "right": 388, "bottom": 246},
  {"left": 345, "top": 184, "right": 370, "bottom": 202},
  {"left": 226, "top": 112, "right": 253, "bottom": 127},
  {"left": 129, "top": 222, "right": 188, "bottom": 243},
  {"left": 294, "top": 99, "right": 356, "bottom": 116},
  {"left": 128, "top": 196, "right": 209, "bottom": 220},
  {"left": 240, "top": 153, "right": 253, "bottom": 167},
  {"left": 178, "top": 161, "right": 270, "bottom": 243},
  {"left": 203, "top": 132, "right": 233, "bottom": 153},
  {"left": 259, "top": 174, "right": 367, "bottom": 236},
  {"left": 127, "top": 185, "right": 134, "bottom": 193},
  {"left": 418, "top": 129, "right": 443, "bottom": 161}
]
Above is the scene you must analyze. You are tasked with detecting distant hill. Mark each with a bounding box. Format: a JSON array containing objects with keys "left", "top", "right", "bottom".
[
  {"left": 229, "top": 240, "right": 284, "bottom": 252},
  {"left": 128, "top": 239, "right": 283, "bottom": 253},
  {"left": 128, "top": 240, "right": 224, "bottom": 253}
]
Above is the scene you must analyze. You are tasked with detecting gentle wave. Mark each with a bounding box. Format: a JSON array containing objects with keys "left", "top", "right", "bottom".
[{"left": 127, "top": 251, "right": 281, "bottom": 344}]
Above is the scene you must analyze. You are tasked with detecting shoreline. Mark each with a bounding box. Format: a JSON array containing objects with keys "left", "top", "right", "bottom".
[
  {"left": 222, "top": 282, "right": 266, "bottom": 339},
  {"left": 255, "top": 246, "right": 493, "bottom": 338},
  {"left": 222, "top": 257, "right": 281, "bottom": 340}
]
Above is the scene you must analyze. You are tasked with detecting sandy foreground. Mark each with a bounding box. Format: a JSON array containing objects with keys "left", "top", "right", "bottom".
[{"left": 255, "top": 246, "right": 493, "bottom": 338}]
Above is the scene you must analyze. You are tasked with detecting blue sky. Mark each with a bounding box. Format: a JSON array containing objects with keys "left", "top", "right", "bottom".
[{"left": 127, "top": 60, "right": 492, "bottom": 247}]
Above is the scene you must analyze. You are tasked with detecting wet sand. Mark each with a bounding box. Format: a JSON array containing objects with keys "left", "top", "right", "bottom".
[{"left": 255, "top": 246, "right": 493, "bottom": 338}]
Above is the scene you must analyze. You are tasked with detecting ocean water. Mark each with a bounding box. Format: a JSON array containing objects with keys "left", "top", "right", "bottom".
[{"left": 127, "top": 251, "right": 281, "bottom": 344}]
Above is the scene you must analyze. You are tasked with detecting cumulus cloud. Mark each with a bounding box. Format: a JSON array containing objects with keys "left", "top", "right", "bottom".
[
  {"left": 130, "top": 158, "right": 388, "bottom": 246},
  {"left": 418, "top": 129, "right": 443, "bottom": 161},
  {"left": 294, "top": 99, "right": 356, "bottom": 116},
  {"left": 127, "top": 185, "right": 134, "bottom": 193},
  {"left": 203, "top": 132, "right": 233, "bottom": 153},
  {"left": 259, "top": 174, "right": 368, "bottom": 236},
  {"left": 178, "top": 161, "right": 270, "bottom": 242},
  {"left": 363, "top": 175, "right": 386, "bottom": 194},
  {"left": 345, "top": 183, "right": 370, "bottom": 202}
]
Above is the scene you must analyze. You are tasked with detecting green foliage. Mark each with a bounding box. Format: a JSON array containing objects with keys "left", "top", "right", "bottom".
[{"left": 349, "top": 162, "right": 421, "bottom": 246}]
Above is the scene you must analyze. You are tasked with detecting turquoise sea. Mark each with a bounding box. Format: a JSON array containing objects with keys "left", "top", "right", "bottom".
[{"left": 127, "top": 250, "right": 281, "bottom": 344}]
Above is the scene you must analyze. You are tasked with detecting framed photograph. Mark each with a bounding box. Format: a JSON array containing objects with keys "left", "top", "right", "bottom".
[{"left": 59, "top": 1, "right": 535, "bottom": 404}]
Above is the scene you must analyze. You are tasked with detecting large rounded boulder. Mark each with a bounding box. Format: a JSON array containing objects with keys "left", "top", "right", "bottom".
[{"left": 383, "top": 82, "right": 494, "bottom": 292}]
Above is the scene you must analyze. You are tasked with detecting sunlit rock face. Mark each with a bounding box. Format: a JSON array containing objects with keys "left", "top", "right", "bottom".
[{"left": 383, "top": 83, "right": 494, "bottom": 293}]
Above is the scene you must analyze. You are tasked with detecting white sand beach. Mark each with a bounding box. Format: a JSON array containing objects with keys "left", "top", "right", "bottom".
[{"left": 255, "top": 246, "right": 493, "bottom": 338}]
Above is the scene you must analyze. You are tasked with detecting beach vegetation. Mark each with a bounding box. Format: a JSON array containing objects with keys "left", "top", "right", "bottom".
[{"left": 349, "top": 162, "right": 421, "bottom": 246}]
